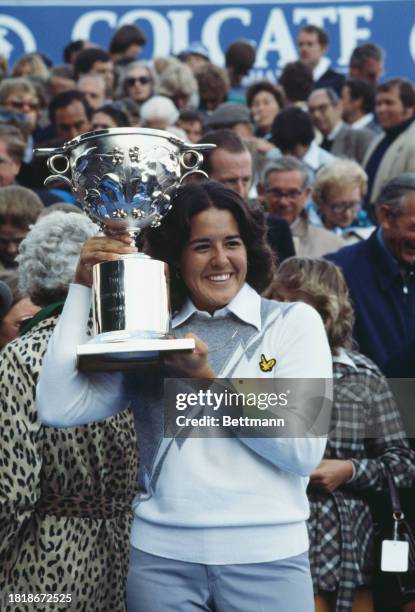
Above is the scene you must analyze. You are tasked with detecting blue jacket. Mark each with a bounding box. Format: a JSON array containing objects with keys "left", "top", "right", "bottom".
[{"left": 326, "top": 230, "right": 415, "bottom": 372}]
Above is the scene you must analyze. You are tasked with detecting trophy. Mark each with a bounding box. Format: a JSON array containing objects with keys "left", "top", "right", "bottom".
[{"left": 35, "top": 128, "right": 215, "bottom": 370}]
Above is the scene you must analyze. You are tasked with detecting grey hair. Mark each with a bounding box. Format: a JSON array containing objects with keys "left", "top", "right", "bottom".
[
  {"left": 158, "top": 62, "right": 198, "bottom": 97},
  {"left": 261, "top": 155, "right": 311, "bottom": 188},
  {"left": 140, "top": 95, "right": 179, "bottom": 126},
  {"left": 0, "top": 77, "right": 38, "bottom": 104},
  {"left": 350, "top": 43, "right": 385, "bottom": 68},
  {"left": 375, "top": 172, "right": 415, "bottom": 215},
  {"left": 118, "top": 60, "right": 159, "bottom": 96},
  {"left": 17, "top": 211, "right": 98, "bottom": 306},
  {"left": 309, "top": 87, "right": 339, "bottom": 106}
]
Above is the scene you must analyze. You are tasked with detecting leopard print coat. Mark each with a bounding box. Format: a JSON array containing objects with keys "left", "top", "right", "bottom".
[{"left": 0, "top": 315, "right": 138, "bottom": 612}]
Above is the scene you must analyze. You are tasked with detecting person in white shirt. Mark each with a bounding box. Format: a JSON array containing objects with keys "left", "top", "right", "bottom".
[
  {"left": 297, "top": 25, "right": 345, "bottom": 95},
  {"left": 37, "top": 181, "right": 332, "bottom": 611},
  {"left": 341, "top": 79, "right": 383, "bottom": 134}
]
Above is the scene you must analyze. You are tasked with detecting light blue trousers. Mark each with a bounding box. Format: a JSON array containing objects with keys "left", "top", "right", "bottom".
[{"left": 127, "top": 547, "right": 314, "bottom": 612}]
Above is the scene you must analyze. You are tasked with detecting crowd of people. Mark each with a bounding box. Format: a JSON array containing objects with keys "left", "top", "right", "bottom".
[{"left": 0, "top": 19, "right": 415, "bottom": 612}]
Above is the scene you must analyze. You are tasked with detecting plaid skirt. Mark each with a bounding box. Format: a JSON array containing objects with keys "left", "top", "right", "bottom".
[{"left": 307, "top": 489, "right": 373, "bottom": 612}]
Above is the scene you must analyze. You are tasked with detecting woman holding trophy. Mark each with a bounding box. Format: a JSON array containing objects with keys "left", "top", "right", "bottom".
[{"left": 37, "top": 180, "right": 332, "bottom": 611}]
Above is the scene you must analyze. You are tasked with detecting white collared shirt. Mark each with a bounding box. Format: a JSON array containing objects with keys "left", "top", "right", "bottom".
[
  {"left": 313, "top": 56, "right": 331, "bottom": 81},
  {"left": 173, "top": 283, "right": 261, "bottom": 332},
  {"left": 303, "top": 140, "right": 336, "bottom": 173},
  {"left": 327, "top": 120, "right": 344, "bottom": 141},
  {"left": 332, "top": 347, "right": 358, "bottom": 370},
  {"left": 351, "top": 113, "right": 374, "bottom": 130}
]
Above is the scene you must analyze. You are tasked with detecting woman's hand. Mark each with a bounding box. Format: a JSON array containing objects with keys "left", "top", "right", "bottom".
[
  {"left": 74, "top": 233, "right": 138, "bottom": 287},
  {"left": 164, "top": 333, "right": 216, "bottom": 379},
  {"left": 309, "top": 459, "right": 354, "bottom": 492}
]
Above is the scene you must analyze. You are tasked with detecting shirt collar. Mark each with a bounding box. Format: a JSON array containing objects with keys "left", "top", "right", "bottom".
[
  {"left": 377, "top": 227, "right": 399, "bottom": 268},
  {"left": 333, "top": 348, "right": 358, "bottom": 369},
  {"left": 328, "top": 120, "right": 344, "bottom": 140},
  {"left": 374, "top": 227, "right": 405, "bottom": 289},
  {"left": 303, "top": 140, "right": 320, "bottom": 170},
  {"left": 352, "top": 113, "right": 373, "bottom": 130},
  {"left": 172, "top": 283, "right": 262, "bottom": 331},
  {"left": 312, "top": 56, "right": 331, "bottom": 81}
]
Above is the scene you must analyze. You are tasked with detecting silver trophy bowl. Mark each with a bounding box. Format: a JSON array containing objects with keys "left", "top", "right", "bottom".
[{"left": 36, "top": 128, "right": 215, "bottom": 370}]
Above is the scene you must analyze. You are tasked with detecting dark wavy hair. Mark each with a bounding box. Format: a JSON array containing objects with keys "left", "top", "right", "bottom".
[{"left": 145, "top": 180, "right": 275, "bottom": 312}]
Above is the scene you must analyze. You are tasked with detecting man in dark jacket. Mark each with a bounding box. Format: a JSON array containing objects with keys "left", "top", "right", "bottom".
[
  {"left": 297, "top": 25, "right": 344, "bottom": 95},
  {"left": 308, "top": 87, "right": 374, "bottom": 164},
  {"left": 326, "top": 173, "right": 415, "bottom": 372}
]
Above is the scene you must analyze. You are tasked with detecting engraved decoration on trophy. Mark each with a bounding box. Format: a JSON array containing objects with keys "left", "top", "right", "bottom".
[{"left": 35, "top": 128, "right": 215, "bottom": 370}]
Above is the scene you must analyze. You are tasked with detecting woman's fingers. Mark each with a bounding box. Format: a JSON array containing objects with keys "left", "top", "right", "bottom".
[
  {"left": 184, "top": 332, "right": 208, "bottom": 357},
  {"left": 74, "top": 234, "right": 138, "bottom": 286}
]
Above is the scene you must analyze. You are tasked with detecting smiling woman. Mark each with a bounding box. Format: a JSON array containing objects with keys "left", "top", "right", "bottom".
[
  {"left": 146, "top": 180, "right": 273, "bottom": 312},
  {"left": 36, "top": 180, "right": 333, "bottom": 612}
]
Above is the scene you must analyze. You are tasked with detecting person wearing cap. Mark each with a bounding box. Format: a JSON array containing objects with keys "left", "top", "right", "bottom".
[
  {"left": 203, "top": 102, "right": 275, "bottom": 186},
  {"left": 178, "top": 42, "right": 210, "bottom": 73},
  {"left": 203, "top": 102, "right": 254, "bottom": 140}
]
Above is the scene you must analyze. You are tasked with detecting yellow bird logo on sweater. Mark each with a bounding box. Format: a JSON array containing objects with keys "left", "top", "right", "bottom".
[{"left": 259, "top": 354, "right": 276, "bottom": 372}]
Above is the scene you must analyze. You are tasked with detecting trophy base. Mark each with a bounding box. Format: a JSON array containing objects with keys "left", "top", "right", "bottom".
[{"left": 77, "top": 337, "right": 195, "bottom": 372}]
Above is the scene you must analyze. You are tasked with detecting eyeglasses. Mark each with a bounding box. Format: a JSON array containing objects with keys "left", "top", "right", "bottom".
[
  {"left": 125, "top": 76, "right": 152, "bottom": 87},
  {"left": 265, "top": 188, "right": 304, "bottom": 200},
  {"left": 7, "top": 98, "right": 39, "bottom": 112},
  {"left": 325, "top": 201, "right": 361, "bottom": 214}
]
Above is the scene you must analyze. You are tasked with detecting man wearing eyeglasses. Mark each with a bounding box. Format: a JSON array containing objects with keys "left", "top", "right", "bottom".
[
  {"left": 308, "top": 87, "right": 374, "bottom": 164},
  {"left": 258, "top": 156, "right": 344, "bottom": 257}
]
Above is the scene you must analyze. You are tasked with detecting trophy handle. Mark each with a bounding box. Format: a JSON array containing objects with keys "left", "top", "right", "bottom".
[
  {"left": 182, "top": 143, "right": 216, "bottom": 152},
  {"left": 179, "top": 150, "right": 204, "bottom": 171},
  {"left": 47, "top": 153, "right": 70, "bottom": 175},
  {"left": 179, "top": 169, "right": 209, "bottom": 184},
  {"left": 44, "top": 174, "right": 72, "bottom": 188}
]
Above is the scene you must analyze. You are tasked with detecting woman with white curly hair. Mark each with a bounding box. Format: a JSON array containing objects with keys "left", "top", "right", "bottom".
[{"left": 0, "top": 211, "right": 138, "bottom": 611}]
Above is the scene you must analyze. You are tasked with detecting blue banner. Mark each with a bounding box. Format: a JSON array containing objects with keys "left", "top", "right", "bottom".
[{"left": 0, "top": 1, "right": 414, "bottom": 82}]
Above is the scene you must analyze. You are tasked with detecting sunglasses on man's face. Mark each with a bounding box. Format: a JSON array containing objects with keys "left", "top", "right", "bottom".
[{"left": 125, "top": 76, "right": 152, "bottom": 87}]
